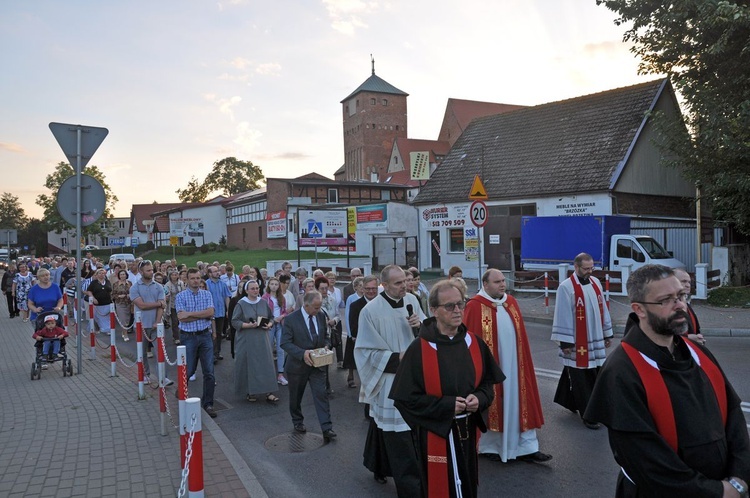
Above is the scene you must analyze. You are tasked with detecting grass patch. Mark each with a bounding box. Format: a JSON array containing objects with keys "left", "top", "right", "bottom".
[
  {"left": 147, "top": 249, "right": 353, "bottom": 270},
  {"left": 706, "top": 286, "right": 750, "bottom": 308}
]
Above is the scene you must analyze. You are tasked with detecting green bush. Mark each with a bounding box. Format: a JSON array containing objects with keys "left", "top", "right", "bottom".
[
  {"left": 157, "top": 245, "right": 196, "bottom": 256},
  {"left": 200, "top": 244, "right": 209, "bottom": 254}
]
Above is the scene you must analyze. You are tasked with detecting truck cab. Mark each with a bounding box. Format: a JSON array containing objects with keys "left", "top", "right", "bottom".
[{"left": 610, "top": 235, "right": 684, "bottom": 271}]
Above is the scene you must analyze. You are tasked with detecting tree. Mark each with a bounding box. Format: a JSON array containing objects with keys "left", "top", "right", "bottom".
[
  {"left": 36, "top": 162, "right": 119, "bottom": 237},
  {"left": 597, "top": 0, "right": 750, "bottom": 233},
  {"left": 176, "top": 157, "right": 265, "bottom": 202},
  {"left": 0, "top": 192, "right": 30, "bottom": 230},
  {"left": 18, "top": 219, "right": 48, "bottom": 257}
]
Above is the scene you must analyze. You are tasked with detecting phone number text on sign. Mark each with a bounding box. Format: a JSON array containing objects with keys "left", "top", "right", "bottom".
[{"left": 421, "top": 204, "right": 469, "bottom": 228}]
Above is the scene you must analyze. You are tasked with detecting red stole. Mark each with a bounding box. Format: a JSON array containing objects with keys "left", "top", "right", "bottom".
[
  {"left": 570, "top": 274, "right": 604, "bottom": 367},
  {"left": 420, "top": 335, "right": 482, "bottom": 498},
  {"left": 621, "top": 337, "right": 727, "bottom": 452},
  {"left": 463, "top": 295, "right": 545, "bottom": 432}
]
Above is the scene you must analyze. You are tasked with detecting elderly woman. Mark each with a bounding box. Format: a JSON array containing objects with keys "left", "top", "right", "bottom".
[
  {"left": 164, "top": 270, "right": 185, "bottom": 345},
  {"left": 232, "top": 280, "right": 279, "bottom": 403},
  {"left": 27, "top": 268, "right": 63, "bottom": 323},
  {"left": 12, "top": 262, "right": 36, "bottom": 322},
  {"left": 112, "top": 269, "right": 132, "bottom": 342},
  {"left": 87, "top": 267, "right": 113, "bottom": 335}
]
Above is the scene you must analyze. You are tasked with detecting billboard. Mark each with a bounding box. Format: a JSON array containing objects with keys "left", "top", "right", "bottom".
[
  {"left": 267, "top": 210, "right": 286, "bottom": 239},
  {"left": 298, "top": 209, "right": 349, "bottom": 247},
  {"left": 169, "top": 218, "right": 204, "bottom": 237}
]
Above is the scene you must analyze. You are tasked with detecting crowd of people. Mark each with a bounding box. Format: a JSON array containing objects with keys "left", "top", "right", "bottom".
[{"left": 2, "top": 253, "right": 748, "bottom": 497}]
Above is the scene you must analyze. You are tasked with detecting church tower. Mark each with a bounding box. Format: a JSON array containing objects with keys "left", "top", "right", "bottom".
[{"left": 340, "top": 57, "right": 408, "bottom": 181}]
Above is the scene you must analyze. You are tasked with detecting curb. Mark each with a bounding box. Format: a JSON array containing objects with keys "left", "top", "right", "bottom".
[{"left": 202, "top": 410, "right": 269, "bottom": 498}]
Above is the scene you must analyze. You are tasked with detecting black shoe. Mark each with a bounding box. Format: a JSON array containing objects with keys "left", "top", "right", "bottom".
[
  {"left": 322, "top": 429, "right": 337, "bottom": 442},
  {"left": 480, "top": 453, "right": 503, "bottom": 462},
  {"left": 583, "top": 420, "right": 601, "bottom": 430},
  {"left": 204, "top": 405, "right": 217, "bottom": 418},
  {"left": 517, "top": 451, "right": 553, "bottom": 463},
  {"left": 216, "top": 354, "right": 224, "bottom": 360},
  {"left": 9, "top": 315, "right": 14, "bottom": 319},
  {"left": 294, "top": 424, "right": 307, "bottom": 433},
  {"left": 373, "top": 474, "right": 387, "bottom": 484}
]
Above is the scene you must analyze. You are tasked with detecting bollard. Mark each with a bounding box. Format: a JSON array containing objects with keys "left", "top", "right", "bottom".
[
  {"left": 110, "top": 303, "right": 117, "bottom": 377},
  {"left": 89, "top": 302, "right": 96, "bottom": 360},
  {"left": 157, "top": 323, "right": 167, "bottom": 436},
  {"left": 136, "top": 312, "right": 146, "bottom": 400},
  {"left": 184, "top": 398, "right": 204, "bottom": 497},
  {"left": 63, "top": 303, "right": 69, "bottom": 333},
  {"left": 544, "top": 272, "right": 549, "bottom": 314},
  {"left": 605, "top": 273, "right": 611, "bottom": 310},
  {"left": 177, "top": 345, "right": 188, "bottom": 466}
]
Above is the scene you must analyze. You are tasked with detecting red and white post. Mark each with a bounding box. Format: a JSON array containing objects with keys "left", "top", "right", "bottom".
[
  {"left": 63, "top": 303, "right": 69, "bottom": 333},
  {"left": 89, "top": 302, "right": 96, "bottom": 360},
  {"left": 184, "top": 397, "right": 204, "bottom": 497},
  {"left": 544, "top": 271, "right": 550, "bottom": 314},
  {"left": 109, "top": 303, "right": 117, "bottom": 377},
  {"left": 177, "top": 345, "right": 188, "bottom": 465},
  {"left": 605, "top": 273, "right": 611, "bottom": 310},
  {"left": 136, "top": 312, "right": 146, "bottom": 400},
  {"left": 157, "top": 323, "right": 167, "bottom": 436}
]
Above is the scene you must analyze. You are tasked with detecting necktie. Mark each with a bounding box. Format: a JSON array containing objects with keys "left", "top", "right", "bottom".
[{"left": 308, "top": 314, "right": 317, "bottom": 343}]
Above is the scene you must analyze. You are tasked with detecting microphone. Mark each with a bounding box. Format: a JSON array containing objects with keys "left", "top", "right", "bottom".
[{"left": 406, "top": 304, "right": 420, "bottom": 338}]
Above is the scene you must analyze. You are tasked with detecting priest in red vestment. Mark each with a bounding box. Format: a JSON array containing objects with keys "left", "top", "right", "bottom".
[{"left": 464, "top": 269, "right": 550, "bottom": 463}]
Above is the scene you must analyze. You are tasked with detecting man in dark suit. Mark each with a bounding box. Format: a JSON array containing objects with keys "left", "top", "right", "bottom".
[
  {"left": 281, "top": 290, "right": 337, "bottom": 442},
  {"left": 342, "top": 267, "right": 363, "bottom": 303}
]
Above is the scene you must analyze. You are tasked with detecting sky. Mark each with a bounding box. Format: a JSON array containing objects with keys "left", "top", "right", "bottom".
[{"left": 0, "top": 0, "right": 653, "bottom": 220}]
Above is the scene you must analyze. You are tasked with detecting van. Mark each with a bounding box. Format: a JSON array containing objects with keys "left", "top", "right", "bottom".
[{"left": 110, "top": 253, "right": 136, "bottom": 263}]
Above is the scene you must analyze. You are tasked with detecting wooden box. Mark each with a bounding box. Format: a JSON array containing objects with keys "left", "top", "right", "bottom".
[{"left": 310, "top": 348, "right": 334, "bottom": 367}]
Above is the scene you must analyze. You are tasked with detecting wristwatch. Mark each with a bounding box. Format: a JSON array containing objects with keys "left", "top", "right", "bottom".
[{"left": 729, "top": 478, "right": 748, "bottom": 497}]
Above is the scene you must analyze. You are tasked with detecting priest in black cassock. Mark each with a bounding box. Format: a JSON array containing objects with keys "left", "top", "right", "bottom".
[{"left": 390, "top": 280, "right": 504, "bottom": 498}]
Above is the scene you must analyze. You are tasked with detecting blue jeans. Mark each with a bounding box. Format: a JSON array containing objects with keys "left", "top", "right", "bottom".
[
  {"left": 42, "top": 339, "right": 61, "bottom": 356},
  {"left": 267, "top": 322, "right": 285, "bottom": 373},
  {"left": 180, "top": 330, "right": 215, "bottom": 408}
]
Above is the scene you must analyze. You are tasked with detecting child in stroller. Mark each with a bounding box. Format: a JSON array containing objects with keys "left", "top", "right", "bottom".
[{"left": 31, "top": 311, "right": 72, "bottom": 378}]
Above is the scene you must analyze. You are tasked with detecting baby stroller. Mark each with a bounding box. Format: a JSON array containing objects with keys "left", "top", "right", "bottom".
[{"left": 31, "top": 310, "right": 73, "bottom": 380}]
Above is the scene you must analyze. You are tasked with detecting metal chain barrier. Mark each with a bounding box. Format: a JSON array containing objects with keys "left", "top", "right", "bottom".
[
  {"left": 505, "top": 273, "right": 550, "bottom": 283},
  {"left": 160, "top": 384, "right": 179, "bottom": 429},
  {"left": 177, "top": 414, "right": 197, "bottom": 498},
  {"left": 514, "top": 292, "right": 548, "bottom": 301},
  {"left": 608, "top": 297, "right": 633, "bottom": 308},
  {"left": 112, "top": 309, "right": 135, "bottom": 331},
  {"left": 160, "top": 338, "right": 177, "bottom": 366},
  {"left": 113, "top": 345, "right": 138, "bottom": 368}
]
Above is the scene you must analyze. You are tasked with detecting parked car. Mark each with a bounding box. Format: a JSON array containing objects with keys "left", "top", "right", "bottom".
[{"left": 83, "top": 245, "right": 99, "bottom": 250}]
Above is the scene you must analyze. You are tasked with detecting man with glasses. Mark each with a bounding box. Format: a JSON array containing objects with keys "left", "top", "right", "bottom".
[
  {"left": 464, "top": 269, "right": 551, "bottom": 463},
  {"left": 551, "top": 252, "right": 613, "bottom": 430},
  {"left": 390, "top": 280, "right": 504, "bottom": 498},
  {"left": 130, "top": 260, "right": 173, "bottom": 385},
  {"left": 355, "top": 265, "right": 425, "bottom": 494},
  {"left": 585, "top": 264, "right": 750, "bottom": 497}
]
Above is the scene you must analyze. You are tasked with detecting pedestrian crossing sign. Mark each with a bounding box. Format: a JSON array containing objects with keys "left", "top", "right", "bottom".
[{"left": 308, "top": 221, "right": 323, "bottom": 238}]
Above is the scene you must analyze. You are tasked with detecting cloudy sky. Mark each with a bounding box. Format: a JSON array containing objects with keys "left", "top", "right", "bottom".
[{"left": 0, "top": 0, "right": 652, "bottom": 219}]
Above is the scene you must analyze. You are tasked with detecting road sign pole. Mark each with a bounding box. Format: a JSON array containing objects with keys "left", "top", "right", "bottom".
[{"left": 75, "top": 127, "right": 83, "bottom": 375}]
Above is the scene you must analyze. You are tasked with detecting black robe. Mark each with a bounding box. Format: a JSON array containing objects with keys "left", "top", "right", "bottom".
[
  {"left": 585, "top": 320, "right": 750, "bottom": 497},
  {"left": 389, "top": 319, "right": 504, "bottom": 498}
]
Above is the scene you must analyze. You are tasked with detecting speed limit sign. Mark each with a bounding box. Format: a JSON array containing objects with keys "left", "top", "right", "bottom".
[{"left": 470, "top": 200, "right": 488, "bottom": 227}]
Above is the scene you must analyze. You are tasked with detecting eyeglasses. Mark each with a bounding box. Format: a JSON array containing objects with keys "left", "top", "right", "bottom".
[
  {"left": 363, "top": 287, "right": 379, "bottom": 292},
  {"left": 138, "top": 260, "right": 152, "bottom": 270},
  {"left": 634, "top": 293, "right": 689, "bottom": 307},
  {"left": 436, "top": 301, "right": 466, "bottom": 312}
]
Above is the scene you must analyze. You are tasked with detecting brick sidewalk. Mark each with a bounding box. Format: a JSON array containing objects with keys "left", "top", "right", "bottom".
[{"left": 0, "top": 304, "right": 253, "bottom": 497}]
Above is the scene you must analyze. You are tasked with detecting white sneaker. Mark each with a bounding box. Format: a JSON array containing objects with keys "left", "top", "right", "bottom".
[
  {"left": 189, "top": 374, "right": 196, "bottom": 382},
  {"left": 143, "top": 376, "right": 151, "bottom": 384},
  {"left": 164, "top": 378, "right": 174, "bottom": 387},
  {"left": 147, "top": 351, "right": 154, "bottom": 358},
  {"left": 277, "top": 375, "right": 288, "bottom": 386},
  {"left": 41, "top": 364, "right": 48, "bottom": 370}
]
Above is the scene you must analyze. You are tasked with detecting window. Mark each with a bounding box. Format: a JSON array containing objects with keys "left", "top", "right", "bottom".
[
  {"left": 258, "top": 226, "right": 263, "bottom": 242},
  {"left": 372, "top": 123, "right": 376, "bottom": 130},
  {"left": 396, "top": 125, "right": 399, "bottom": 131},
  {"left": 327, "top": 188, "right": 339, "bottom": 203},
  {"left": 616, "top": 240, "right": 645, "bottom": 262},
  {"left": 370, "top": 98, "right": 376, "bottom": 105},
  {"left": 449, "top": 229, "right": 464, "bottom": 252},
  {"left": 242, "top": 228, "right": 246, "bottom": 242},
  {"left": 61, "top": 237, "right": 67, "bottom": 247},
  {"left": 394, "top": 156, "right": 398, "bottom": 164},
  {"left": 382, "top": 98, "right": 388, "bottom": 106},
  {"left": 118, "top": 220, "right": 125, "bottom": 229}
]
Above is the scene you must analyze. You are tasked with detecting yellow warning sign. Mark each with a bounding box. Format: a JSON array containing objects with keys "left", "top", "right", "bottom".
[{"left": 468, "top": 175, "right": 488, "bottom": 200}]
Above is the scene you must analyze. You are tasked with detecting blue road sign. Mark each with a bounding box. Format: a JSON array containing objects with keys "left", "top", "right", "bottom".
[
  {"left": 109, "top": 237, "right": 125, "bottom": 246},
  {"left": 307, "top": 221, "right": 323, "bottom": 238}
]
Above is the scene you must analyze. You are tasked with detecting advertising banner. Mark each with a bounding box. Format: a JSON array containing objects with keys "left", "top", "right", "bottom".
[
  {"left": 169, "top": 218, "right": 204, "bottom": 237},
  {"left": 298, "top": 209, "right": 349, "bottom": 247},
  {"left": 410, "top": 151, "right": 430, "bottom": 180},
  {"left": 266, "top": 210, "right": 287, "bottom": 239},
  {"left": 421, "top": 204, "right": 469, "bottom": 229}
]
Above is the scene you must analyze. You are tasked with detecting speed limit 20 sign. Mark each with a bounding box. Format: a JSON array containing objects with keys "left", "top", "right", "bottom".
[{"left": 470, "top": 200, "right": 488, "bottom": 227}]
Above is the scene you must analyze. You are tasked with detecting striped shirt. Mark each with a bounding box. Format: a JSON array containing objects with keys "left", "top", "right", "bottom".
[{"left": 174, "top": 288, "right": 214, "bottom": 332}]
